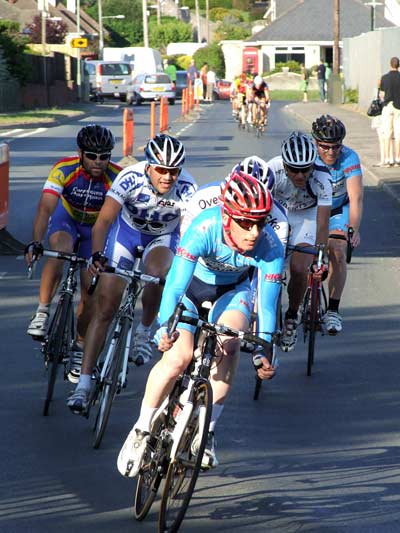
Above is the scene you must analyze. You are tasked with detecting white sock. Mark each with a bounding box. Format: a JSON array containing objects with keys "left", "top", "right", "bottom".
[
  {"left": 77, "top": 374, "right": 91, "bottom": 391},
  {"left": 134, "top": 403, "right": 158, "bottom": 433},
  {"left": 136, "top": 322, "right": 151, "bottom": 336},
  {"left": 209, "top": 403, "right": 224, "bottom": 433},
  {"left": 37, "top": 303, "right": 50, "bottom": 314}
]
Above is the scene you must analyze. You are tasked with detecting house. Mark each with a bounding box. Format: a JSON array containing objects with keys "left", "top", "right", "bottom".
[{"left": 221, "top": 0, "right": 395, "bottom": 80}]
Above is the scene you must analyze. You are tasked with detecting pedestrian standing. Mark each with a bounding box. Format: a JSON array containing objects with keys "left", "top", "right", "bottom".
[
  {"left": 379, "top": 56, "right": 400, "bottom": 166},
  {"left": 200, "top": 62, "right": 208, "bottom": 100},
  {"left": 300, "top": 63, "right": 309, "bottom": 103},
  {"left": 187, "top": 59, "right": 198, "bottom": 89},
  {"left": 317, "top": 59, "right": 326, "bottom": 102},
  {"left": 206, "top": 67, "right": 216, "bottom": 101}
]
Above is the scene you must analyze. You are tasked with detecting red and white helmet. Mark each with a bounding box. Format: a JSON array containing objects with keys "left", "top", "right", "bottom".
[{"left": 221, "top": 170, "right": 272, "bottom": 219}]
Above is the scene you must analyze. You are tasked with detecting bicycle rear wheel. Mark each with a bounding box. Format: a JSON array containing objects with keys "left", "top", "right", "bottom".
[
  {"left": 158, "top": 380, "right": 212, "bottom": 533},
  {"left": 307, "top": 279, "right": 319, "bottom": 376},
  {"left": 43, "top": 295, "right": 73, "bottom": 416},
  {"left": 92, "top": 317, "right": 130, "bottom": 448},
  {"left": 134, "top": 414, "right": 168, "bottom": 521}
]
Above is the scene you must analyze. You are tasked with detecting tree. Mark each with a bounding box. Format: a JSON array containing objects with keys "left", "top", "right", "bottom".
[
  {"left": 27, "top": 15, "right": 68, "bottom": 44},
  {"left": 149, "top": 17, "right": 192, "bottom": 52},
  {"left": 0, "top": 20, "right": 31, "bottom": 84}
]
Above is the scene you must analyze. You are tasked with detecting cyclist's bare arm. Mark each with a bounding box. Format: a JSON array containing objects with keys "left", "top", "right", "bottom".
[
  {"left": 25, "top": 192, "right": 59, "bottom": 264},
  {"left": 347, "top": 175, "right": 363, "bottom": 247},
  {"left": 91, "top": 196, "right": 122, "bottom": 269}
]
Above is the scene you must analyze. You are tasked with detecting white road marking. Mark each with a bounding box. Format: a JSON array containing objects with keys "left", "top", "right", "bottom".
[
  {"left": 0, "top": 128, "right": 24, "bottom": 136},
  {"left": 17, "top": 127, "right": 47, "bottom": 138}
]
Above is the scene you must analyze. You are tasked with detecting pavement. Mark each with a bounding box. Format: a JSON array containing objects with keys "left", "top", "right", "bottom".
[{"left": 285, "top": 101, "right": 400, "bottom": 205}]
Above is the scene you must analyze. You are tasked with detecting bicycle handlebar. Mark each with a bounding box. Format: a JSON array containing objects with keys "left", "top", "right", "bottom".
[
  {"left": 88, "top": 263, "right": 164, "bottom": 295},
  {"left": 27, "top": 249, "right": 87, "bottom": 279},
  {"left": 167, "top": 302, "right": 273, "bottom": 363}
]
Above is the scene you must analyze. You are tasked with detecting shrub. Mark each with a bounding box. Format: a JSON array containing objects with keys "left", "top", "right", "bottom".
[
  {"left": 0, "top": 20, "right": 31, "bottom": 84},
  {"left": 193, "top": 43, "right": 225, "bottom": 78},
  {"left": 344, "top": 88, "right": 358, "bottom": 103}
]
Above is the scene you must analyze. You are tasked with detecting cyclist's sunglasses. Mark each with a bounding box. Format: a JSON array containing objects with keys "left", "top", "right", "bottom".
[
  {"left": 284, "top": 164, "right": 314, "bottom": 175},
  {"left": 230, "top": 215, "right": 267, "bottom": 231},
  {"left": 317, "top": 142, "right": 342, "bottom": 152},
  {"left": 151, "top": 165, "right": 181, "bottom": 176},
  {"left": 84, "top": 151, "right": 111, "bottom": 161}
]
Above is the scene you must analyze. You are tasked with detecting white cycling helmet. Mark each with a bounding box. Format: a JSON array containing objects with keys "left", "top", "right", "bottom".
[
  {"left": 232, "top": 155, "right": 275, "bottom": 191},
  {"left": 281, "top": 131, "right": 317, "bottom": 168},
  {"left": 145, "top": 134, "right": 185, "bottom": 168},
  {"left": 254, "top": 75, "right": 263, "bottom": 85}
]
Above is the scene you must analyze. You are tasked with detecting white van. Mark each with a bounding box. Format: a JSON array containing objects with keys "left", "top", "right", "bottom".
[
  {"left": 84, "top": 60, "right": 132, "bottom": 101},
  {"left": 102, "top": 47, "right": 163, "bottom": 77}
]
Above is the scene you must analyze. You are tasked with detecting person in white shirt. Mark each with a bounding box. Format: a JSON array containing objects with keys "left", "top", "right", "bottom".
[{"left": 206, "top": 68, "right": 217, "bottom": 101}]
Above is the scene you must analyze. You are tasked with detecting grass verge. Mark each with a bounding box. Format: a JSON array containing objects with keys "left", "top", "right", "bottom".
[{"left": 0, "top": 107, "right": 86, "bottom": 126}]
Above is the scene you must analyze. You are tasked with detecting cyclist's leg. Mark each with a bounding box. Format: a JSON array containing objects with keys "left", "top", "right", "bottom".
[
  {"left": 325, "top": 205, "right": 349, "bottom": 333},
  {"left": 28, "top": 204, "right": 76, "bottom": 337}
]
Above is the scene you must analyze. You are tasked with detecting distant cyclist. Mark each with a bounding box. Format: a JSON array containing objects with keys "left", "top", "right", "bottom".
[
  {"left": 248, "top": 75, "right": 270, "bottom": 128},
  {"left": 67, "top": 134, "right": 197, "bottom": 414},
  {"left": 267, "top": 132, "right": 332, "bottom": 352},
  {"left": 25, "top": 125, "right": 121, "bottom": 381},
  {"left": 312, "top": 115, "right": 363, "bottom": 335},
  {"left": 117, "top": 171, "right": 284, "bottom": 477}
]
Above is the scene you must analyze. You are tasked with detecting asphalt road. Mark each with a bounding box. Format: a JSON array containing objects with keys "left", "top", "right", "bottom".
[{"left": 1, "top": 99, "right": 400, "bottom": 533}]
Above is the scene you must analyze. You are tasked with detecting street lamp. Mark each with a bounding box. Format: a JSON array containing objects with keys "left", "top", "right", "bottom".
[
  {"left": 365, "top": 1, "right": 383, "bottom": 31},
  {"left": 98, "top": 0, "right": 125, "bottom": 59}
]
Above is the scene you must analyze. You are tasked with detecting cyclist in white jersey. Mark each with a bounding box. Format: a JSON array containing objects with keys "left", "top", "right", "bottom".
[
  {"left": 267, "top": 132, "right": 332, "bottom": 352},
  {"left": 68, "top": 134, "right": 197, "bottom": 414},
  {"left": 181, "top": 155, "right": 289, "bottom": 248}
]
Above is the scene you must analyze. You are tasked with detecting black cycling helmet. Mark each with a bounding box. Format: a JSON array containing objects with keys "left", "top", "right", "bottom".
[
  {"left": 281, "top": 131, "right": 317, "bottom": 168},
  {"left": 77, "top": 124, "right": 115, "bottom": 153},
  {"left": 311, "top": 114, "right": 346, "bottom": 143},
  {"left": 145, "top": 134, "right": 185, "bottom": 168}
]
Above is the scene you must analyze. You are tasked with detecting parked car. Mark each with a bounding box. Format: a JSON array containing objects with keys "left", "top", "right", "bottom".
[
  {"left": 175, "top": 70, "right": 188, "bottom": 98},
  {"left": 213, "top": 79, "right": 232, "bottom": 100},
  {"left": 127, "top": 73, "right": 176, "bottom": 105},
  {"left": 83, "top": 60, "right": 132, "bottom": 102}
]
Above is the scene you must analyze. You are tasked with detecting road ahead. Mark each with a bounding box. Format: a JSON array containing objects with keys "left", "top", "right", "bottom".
[{"left": 1, "top": 100, "right": 400, "bottom": 533}]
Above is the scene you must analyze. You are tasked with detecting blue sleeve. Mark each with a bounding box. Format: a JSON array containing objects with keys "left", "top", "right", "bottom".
[{"left": 256, "top": 255, "right": 284, "bottom": 344}]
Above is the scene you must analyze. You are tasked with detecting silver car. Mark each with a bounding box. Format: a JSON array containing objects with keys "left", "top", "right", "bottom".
[
  {"left": 128, "top": 73, "right": 176, "bottom": 105},
  {"left": 83, "top": 60, "right": 132, "bottom": 102}
]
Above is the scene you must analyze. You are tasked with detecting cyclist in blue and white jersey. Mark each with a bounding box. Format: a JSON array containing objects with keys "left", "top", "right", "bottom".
[
  {"left": 181, "top": 155, "right": 289, "bottom": 249},
  {"left": 312, "top": 115, "right": 363, "bottom": 335},
  {"left": 267, "top": 131, "right": 332, "bottom": 352},
  {"left": 117, "top": 171, "right": 284, "bottom": 475},
  {"left": 68, "top": 134, "right": 197, "bottom": 414}
]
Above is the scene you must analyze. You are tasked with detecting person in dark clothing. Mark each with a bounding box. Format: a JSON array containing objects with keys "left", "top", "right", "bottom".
[
  {"left": 317, "top": 59, "right": 326, "bottom": 102},
  {"left": 379, "top": 56, "right": 400, "bottom": 165}
]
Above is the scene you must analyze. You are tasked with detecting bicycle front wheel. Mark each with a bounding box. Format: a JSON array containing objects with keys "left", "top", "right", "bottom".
[
  {"left": 92, "top": 317, "right": 130, "bottom": 449},
  {"left": 307, "top": 279, "right": 319, "bottom": 376},
  {"left": 158, "top": 379, "right": 212, "bottom": 533},
  {"left": 43, "top": 294, "right": 73, "bottom": 416}
]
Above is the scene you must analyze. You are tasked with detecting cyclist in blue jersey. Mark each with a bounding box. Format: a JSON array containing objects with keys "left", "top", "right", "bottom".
[
  {"left": 312, "top": 115, "right": 363, "bottom": 335},
  {"left": 67, "top": 134, "right": 197, "bottom": 414},
  {"left": 25, "top": 125, "right": 121, "bottom": 381},
  {"left": 117, "top": 171, "right": 284, "bottom": 476}
]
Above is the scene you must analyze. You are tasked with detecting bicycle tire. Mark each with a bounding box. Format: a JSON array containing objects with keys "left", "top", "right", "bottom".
[
  {"left": 158, "top": 379, "right": 212, "bottom": 533},
  {"left": 134, "top": 414, "right": 168, "bottom": 521},
  {"left": 43, "top": 294, "right": 73, "bottom": 416},
  {"left": 92, "top": 317, "right": 130, "bottom": 448},
  {"left": 307, "top": 278, "right": 319, "bottom": 376}
]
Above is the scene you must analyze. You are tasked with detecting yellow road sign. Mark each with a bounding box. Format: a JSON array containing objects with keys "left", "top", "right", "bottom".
[{"left": 71, "top": 38, "right": 88, "bottom": 48}]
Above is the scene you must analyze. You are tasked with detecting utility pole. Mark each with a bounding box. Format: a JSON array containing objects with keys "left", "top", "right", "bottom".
[
  {"left": 98, "top": 0, "right": 104, "bottom": 59},
  {"left": 329, "top": 0, "right": 342, "bottom": 104},
  {"left": 142, "top": 0, "right": 149, "bottom": 47},
  {"left": 365, "top": 1, "right": 383, "bottom": 31},
  {"left": 76, "top": 0, "right": 82, "bottom": 101},
  {"left": 195, "top": 0, "right": 201, "bottom": 43},
  {"left": 206, "top": 0, "right": 209, "bottom": 43}
]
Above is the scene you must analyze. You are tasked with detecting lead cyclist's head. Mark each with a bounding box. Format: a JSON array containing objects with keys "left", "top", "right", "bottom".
[{"left": 281, "top": 131, "right": 317, "bottom": 186}]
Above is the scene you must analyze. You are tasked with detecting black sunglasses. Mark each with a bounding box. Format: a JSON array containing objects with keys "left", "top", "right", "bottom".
[
  {"left": 317, "top": 142, "right": 342, "bottom": 152},
  {"left": 84, "top": 151, "right": 111, "bottom": 161},
  {"left": 284, "top": 164, "right": 314, "bottom": 175},
  {"left": 230, "top": 215, "right": 267, "bottom": 231}
]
